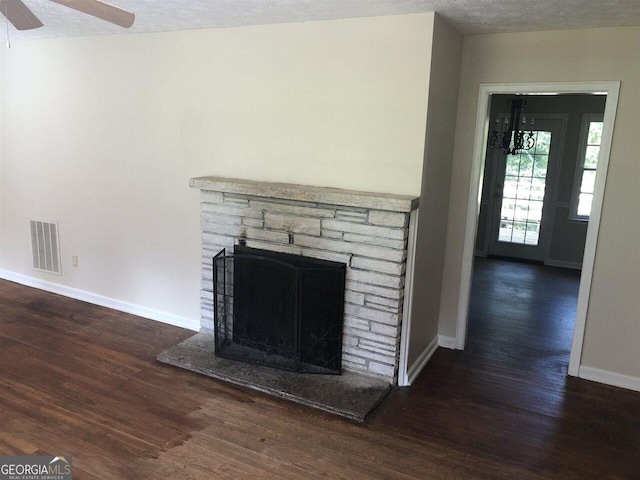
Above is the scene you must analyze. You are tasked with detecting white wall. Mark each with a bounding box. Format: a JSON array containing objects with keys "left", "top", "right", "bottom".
[
  {"left": 0, "top": 14, "right": 434, "bottom": 326},
  {"left": 441, "top": 27, "right": 640, "bottom": 380},
  {"left": 407, "top": 15, "right": 462, "bottom": 368}
]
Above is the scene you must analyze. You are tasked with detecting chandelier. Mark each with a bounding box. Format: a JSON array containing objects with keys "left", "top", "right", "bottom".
[{"left": 489, "top": 98, "right": 535, "bottom": 155}]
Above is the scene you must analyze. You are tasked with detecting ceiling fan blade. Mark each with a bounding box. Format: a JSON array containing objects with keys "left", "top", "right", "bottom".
[
  {"left": 0, "top": 0, "right": 43, "bottom": 30},
  {"left": 49, "top": 0, "right": 134, "bottom": 28}
]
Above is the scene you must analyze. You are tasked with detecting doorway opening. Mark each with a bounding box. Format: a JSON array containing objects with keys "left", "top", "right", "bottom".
[
  {"left": 455, "top": 82, "right": 620, "bottom": 378},
  {"left": 468, "top": 94, "right": 607, "bottom": 377}
]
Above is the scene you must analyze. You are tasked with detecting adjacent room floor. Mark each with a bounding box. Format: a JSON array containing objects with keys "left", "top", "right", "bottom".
[
  {"left": 467, "top": 256, "right": 581, "bottom": 385},
  {"left": 0, "top": 270, "right": 638, "bottom": 479}
]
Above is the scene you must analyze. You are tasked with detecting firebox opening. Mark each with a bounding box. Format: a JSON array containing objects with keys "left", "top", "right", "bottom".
[{"left": 213, "top": 245, "right": 346, "bottom": 375}]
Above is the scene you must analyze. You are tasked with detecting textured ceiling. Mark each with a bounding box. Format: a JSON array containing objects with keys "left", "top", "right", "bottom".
[{"left": 4, "top": 0, "right": 640, "bottom": 42}]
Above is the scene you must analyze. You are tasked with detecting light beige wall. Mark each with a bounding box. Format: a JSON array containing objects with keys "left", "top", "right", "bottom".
[
  {"left": 441, "top": 27, "right": 640, "bottom": 378},
  {"left": 408, "top": 15, "right": 462, "bottom": 366},
  {"left": 0, "top": 58, "right": 2, "bottom": 253},
  {"left": 0, "top": 13, "right": 434, "bottom": 323}
]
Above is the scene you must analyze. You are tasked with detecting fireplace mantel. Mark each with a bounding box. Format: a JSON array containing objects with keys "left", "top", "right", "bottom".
[
  {"left": 190, "top": 176, "right": 419, "bottom": 212},
  {"left": 191, "top": 176, "right": 419, "bottom": 384}
]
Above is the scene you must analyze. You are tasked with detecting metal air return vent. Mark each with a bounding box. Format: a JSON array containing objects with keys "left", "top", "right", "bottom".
[{"left": 30, "top": 219, "right": 61, "bottom": 275}]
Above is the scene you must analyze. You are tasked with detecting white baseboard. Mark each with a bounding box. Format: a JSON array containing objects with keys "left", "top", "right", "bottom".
[
  {"left": 406, "top": 335, "right": 439, "bottom": 386},
  {"left": 438, "top": 335, "right": 457, "bottom": 349},
  {"left": 544, "top": 259, "right": 582, "bottom": 270},
  {"left": 0, "top": 270, "right": 200, "bottom": 332},
  {"left": 578, "top": 365, "right": 640, "bottom": 392}
]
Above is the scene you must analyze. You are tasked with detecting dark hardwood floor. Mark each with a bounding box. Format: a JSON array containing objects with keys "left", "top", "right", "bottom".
[
  {"left": 0, "top": 260, "right": 638, "bottom": 479},
  {"left": 374, "top": 258, "right": 639, "bottom": 479}
]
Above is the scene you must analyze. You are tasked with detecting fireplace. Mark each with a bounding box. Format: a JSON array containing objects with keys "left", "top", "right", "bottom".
[
  {"left": 157, "top": 177, "right": 419, "bottom": 420},
  {"left": 213, "top": 245, "right": 346, "bottom": 374},
  {"left": 189, "top": 176, "right": 418, "bottom": 384}
]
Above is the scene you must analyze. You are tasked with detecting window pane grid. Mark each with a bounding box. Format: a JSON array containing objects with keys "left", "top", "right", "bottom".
[
  {"left": 576, "top": 121, "right": 603, "bottom": 218},
  {"left": 498, "top": 130, "right": 549, "bottom": 246}
]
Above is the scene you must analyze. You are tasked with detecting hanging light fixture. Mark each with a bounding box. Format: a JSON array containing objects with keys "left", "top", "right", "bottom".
[{"left": 489, "top": 98, "right": 535, "bottom": 155}]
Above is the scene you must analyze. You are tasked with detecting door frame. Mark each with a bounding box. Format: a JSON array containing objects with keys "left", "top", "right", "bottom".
[{"left": 454, "top": 81, "right": 620, "bottom": 377}]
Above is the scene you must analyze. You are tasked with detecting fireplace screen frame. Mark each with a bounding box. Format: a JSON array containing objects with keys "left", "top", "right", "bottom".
[{"left": 213, "top": 246, "right": 346, "bottom": 375}]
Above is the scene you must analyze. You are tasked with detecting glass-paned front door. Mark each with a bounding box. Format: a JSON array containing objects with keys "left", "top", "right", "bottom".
[
  {"left": 487, "top": 116, "right": 563, "bottom": 262},
  {"left": 498, "top": 131, "right": 551, "bottom": 246}
]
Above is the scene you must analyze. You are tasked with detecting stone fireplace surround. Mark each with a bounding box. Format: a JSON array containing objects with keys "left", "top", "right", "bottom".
[{"left": 191, "top": 176, "right": 419, "bottom": 384}]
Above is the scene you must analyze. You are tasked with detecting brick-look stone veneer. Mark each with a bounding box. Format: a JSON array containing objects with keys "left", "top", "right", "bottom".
[{"left": 191, "top": 177, "right": 419, "bottom": 383}]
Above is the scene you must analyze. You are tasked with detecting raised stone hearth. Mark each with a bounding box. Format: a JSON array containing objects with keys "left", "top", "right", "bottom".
[
  {"left": 188, "top": 176, "right": 419, "bottom": 384},
  {"left": 158, "top": 332, "right": 392, "bottom": 422}
]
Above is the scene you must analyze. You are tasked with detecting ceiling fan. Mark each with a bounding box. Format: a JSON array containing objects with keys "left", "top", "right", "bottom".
[{"left": 0, "top": 0, "right": 135, "bottom": 30}]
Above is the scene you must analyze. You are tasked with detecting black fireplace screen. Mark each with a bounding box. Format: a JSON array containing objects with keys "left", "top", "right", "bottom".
[{"left": 213, "top": 245, "right": 346, "bottom": 374}]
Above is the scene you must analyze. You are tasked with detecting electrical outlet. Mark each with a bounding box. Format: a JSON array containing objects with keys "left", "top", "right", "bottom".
[{"left": 72, "top": 256, "right": 78, "bottom": 268}]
